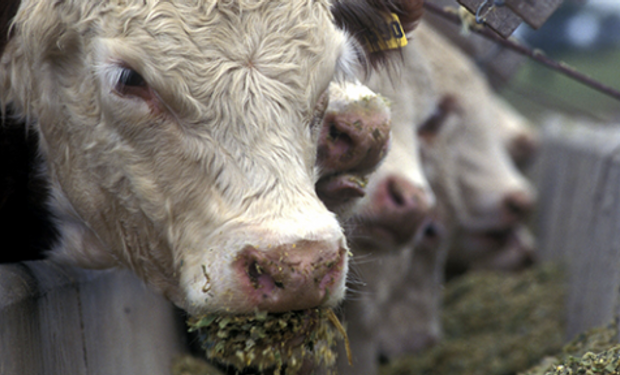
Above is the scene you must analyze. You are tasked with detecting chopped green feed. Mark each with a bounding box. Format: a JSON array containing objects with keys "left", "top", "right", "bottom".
[
  {"left": 381, "top": 262, "right": 567, "bottom": 375},
  {"left": 520, "top": 320, "right": 619, "bottom": 375},
  {"left": 187, "top": 307, "right": 346, "bottom": 375},
  {"left": 523, "top": 345, "right": 620, "bottom": 375},
  {"left": 172, "top": 355, "right": 224, "bottom": 375}
]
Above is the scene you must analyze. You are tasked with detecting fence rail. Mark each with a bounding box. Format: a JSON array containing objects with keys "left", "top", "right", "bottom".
[{"left": 0, "top": 260, "right": 189, "bottom": 375}]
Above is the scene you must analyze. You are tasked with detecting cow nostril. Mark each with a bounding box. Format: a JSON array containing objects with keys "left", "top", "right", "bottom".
[
  {"left": 416, "top": 218, "right": 445, "bottom": 248},
  {"left": 329, "top": 122, "right": 352, "bottom": 145},
  {"left": 506, "top": 200, "right": 523, "bottom": 216},
  {"left": 504, "top": 192, "right": 533, "bottom": 219},
  {"left": 247, "top": 260, "right": 264, "bottom": 288},
  {"left": 424, "top": 223, "right": 438, "bottom": 239},
  {"left": 328, "top": 121, "right": 339, "bottom": 139},
  {"left": 244, "top": 257, "right": 283, "bottom": 292},
  {"left": 522, "top": 254, "right": 536, "bottom": 268},
  {"left": 378, "top": 352, "right": 391, "bottom": 365},
  {"left": 511, "top": 133, "right": 539, "bottom": 167},
  {"left": 387, "top": 179, "right": 405, "bottom": 206}
]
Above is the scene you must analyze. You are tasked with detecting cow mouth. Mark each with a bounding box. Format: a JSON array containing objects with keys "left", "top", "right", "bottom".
[
  {"left": 348, "top": 217, "right": 417, "bottom": 248},
  {"left": 466, "top": 227, "right": 515, "bottom": 249},
  {"left": 187, "top": 307, "right": 349, "bottom": 373},
  {"left": 349, "top": 221, "right": 399, "bottom": 247}
]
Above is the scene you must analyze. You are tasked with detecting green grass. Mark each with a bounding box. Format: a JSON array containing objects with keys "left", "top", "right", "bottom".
[{"left": 500, "top": 47, "right": 620, "bottom": 122}]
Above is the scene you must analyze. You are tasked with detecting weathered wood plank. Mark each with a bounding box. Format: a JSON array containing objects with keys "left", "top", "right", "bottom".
[
  {"left": 28, "top": 261, "right": 90, "bottom": 374},
  {"left": 534, "top": 118, "right": 620, "bottom": 340},
  {"left": 458, "top": 0, "right": 522, "bottom": 37},
  {"left": 0, "top": 260, "right": 189, "bottom": 375},
  {"left": 0, "top": 263, "right": 45, "bottom": 375},
  {"left": 422, "top": 0, "right": 527, "bottom": 87},
  {"left": 505, "top": 0, "right": 564, "bottom": 29},
  {"left": 78, "top": 267, "right": 188, "bottom": 375}
]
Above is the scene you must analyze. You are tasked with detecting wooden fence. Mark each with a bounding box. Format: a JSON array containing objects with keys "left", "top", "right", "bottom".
[
  {"left": 3, "top": 116, "right": 620, "bottom": 373},
  {"left": 532, "top": 117, "right": 620, "bottom": 341},
  {"left": 0, "top": 260, "right": 189, "bottom": 375}
]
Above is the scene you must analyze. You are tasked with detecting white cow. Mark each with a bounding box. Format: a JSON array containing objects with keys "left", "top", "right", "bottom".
[
  {"left": 332, "top": 34, "right": 445, "bottom": 375},
  {"left": 0, "top": 0, "right": 423, "bottom": 317},
  {"left": 415, "top": 21, "right": 537, "bottom": 278},
  {"left": 333, "top": 20, "right": 539, "bottom": 374}
]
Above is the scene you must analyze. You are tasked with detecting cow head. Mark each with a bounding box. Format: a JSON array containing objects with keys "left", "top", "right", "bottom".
[
  {"left": 0, "top": 0, "right": 423, "bottom": 315},
  {"left": 414, "top": 22, "right": 537, "bottom": 277}
]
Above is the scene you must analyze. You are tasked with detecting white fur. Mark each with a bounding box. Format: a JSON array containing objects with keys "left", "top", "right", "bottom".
[
  {"left": 335, "top": 36, "right": 442, "bottom": 375},
  {"left": 415, "top": 21, "right": 536, "bottom": 231},
  {"left": 0, "top": 0, "right": 367, "bottom": 314}
]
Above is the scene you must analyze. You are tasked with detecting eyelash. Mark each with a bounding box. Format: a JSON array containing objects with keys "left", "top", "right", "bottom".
[
  {"left": 118, "top": 67, "right": 146, "bottom": 88},
  {"left": 111, "top": 66, "right": 151, "bottom": 100}
]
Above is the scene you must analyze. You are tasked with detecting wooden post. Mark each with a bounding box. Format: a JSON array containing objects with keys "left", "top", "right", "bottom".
[
  {"left": 532, "top": 117, "right": 620, "bottom": 341},
  {"left": 505, "top": 0, "right": 564, "bottom": 29},
  {"left": 458, "top": 0, "right": 522, "bottom": 37}
]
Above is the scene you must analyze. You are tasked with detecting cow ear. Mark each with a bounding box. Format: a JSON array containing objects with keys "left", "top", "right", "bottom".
[
  {"left": 0, "top": 0, "right": 20, "bottom": 57},
  {"left": 418, "top": 95, "right": 459, "bottom": 142},
  {"left": 331, "top": 0, "right": 424, "bottom": 69},
  {"left": 390, "top": 0, "right": 425, "bottom": 33}
]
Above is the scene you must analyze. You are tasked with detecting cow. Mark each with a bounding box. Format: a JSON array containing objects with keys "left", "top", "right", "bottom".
[
  {"left": 446, "top": 96, "right": 539, "bottom": 275},
  {"left": 0, "top": 0, "right": 424, "bottom": 317},
  {"left": 414, "top": 21, "right": 537, "bottom": 279},
  {"left": 330, "top": 21, "right": 539, "bottom": 375},
  {"left": 329, "top": 34, "right": 444, "bottom": 375}
]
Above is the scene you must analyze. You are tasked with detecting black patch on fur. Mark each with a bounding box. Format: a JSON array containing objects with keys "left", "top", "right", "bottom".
[
  {"left": 0, "top": 0, "right": 20, "bottom": 57},
  {"left": 0, "top": 107, "right": 58, "bottom": 263}
]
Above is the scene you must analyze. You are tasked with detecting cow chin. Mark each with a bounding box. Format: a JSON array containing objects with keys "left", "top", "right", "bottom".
[{"left": 176, "top": 216, "right": 349, "bottom": 317}]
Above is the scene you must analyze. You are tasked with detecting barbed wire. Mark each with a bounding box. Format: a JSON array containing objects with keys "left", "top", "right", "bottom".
[{"left": 423, "top": 2, "right": 620, "bottom": 102}]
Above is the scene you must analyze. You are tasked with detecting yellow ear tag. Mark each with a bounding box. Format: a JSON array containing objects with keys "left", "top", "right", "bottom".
[{"left": 364, "top": 13, "right": 408, "bottom": 53}]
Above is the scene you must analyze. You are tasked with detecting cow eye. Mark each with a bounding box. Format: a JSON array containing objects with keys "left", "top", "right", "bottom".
[
  {"left": 418, "top": 95, "right": 458, "bottom": 138},
  {"left": 118, "top": 68, "right": 146, "bottom": 88},
  {"left": 115, "top": 67, "right": 150, "bottom": 99}
]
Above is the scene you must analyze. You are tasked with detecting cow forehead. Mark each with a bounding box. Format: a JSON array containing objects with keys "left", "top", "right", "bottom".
[
  {"left": 84, "top": 0, "right": 349, "bottom": 128},
  {"left": 96, "top": 1, "right": 337, "bottom": 54},
  {"left": 95, "top": 2, "right": 342, "bottom": 88}
]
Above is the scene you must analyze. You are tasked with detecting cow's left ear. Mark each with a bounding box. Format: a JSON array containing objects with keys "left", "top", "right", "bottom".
[
  {"left": 385, "top": 0, "right": 425, "bottom": 33},
  {"left": 331, "top": 0, "right": 424, "bottom": 68},
  {"left": 0, "top": 0, "right": 20, "bottom": 57}
]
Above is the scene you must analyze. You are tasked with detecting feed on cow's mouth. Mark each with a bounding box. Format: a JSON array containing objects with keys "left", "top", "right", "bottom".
[{"left": 187, "top": 308, "right": 350, "bottom": 375}]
